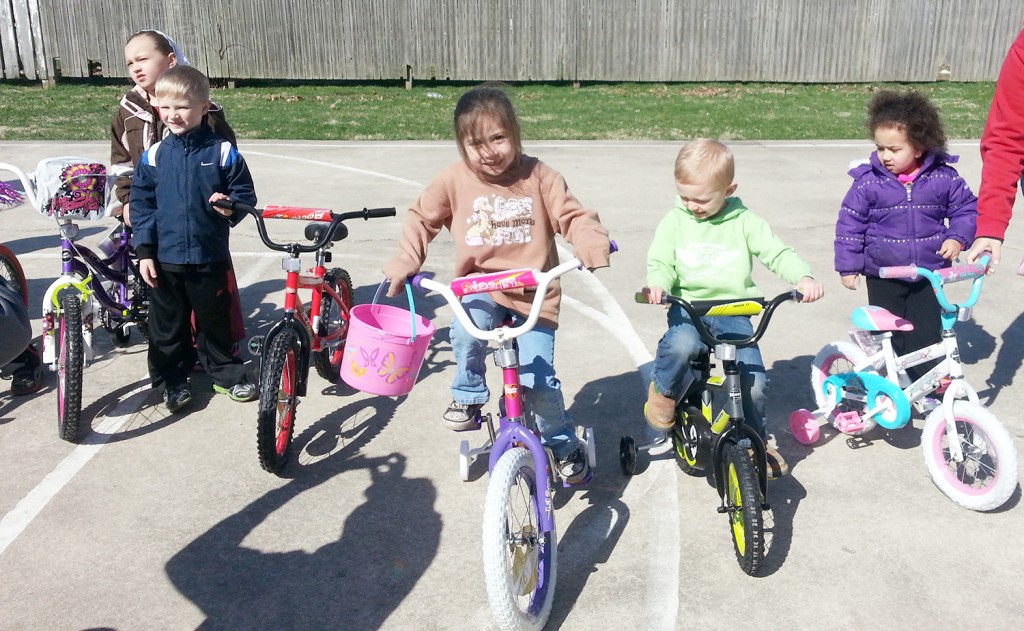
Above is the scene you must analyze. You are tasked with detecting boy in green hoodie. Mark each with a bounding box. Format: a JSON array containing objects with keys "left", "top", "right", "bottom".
[{"left": 643, "top": 138, "right": 823, "bottom": 477}]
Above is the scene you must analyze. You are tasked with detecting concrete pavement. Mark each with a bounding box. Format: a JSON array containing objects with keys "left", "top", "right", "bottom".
[{"left": 1, "top": 139, "right": 1022, "bottom": 630}]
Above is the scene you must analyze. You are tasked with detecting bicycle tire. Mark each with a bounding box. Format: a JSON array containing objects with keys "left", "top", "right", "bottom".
[
  {"left": 921, "top": 402, "right": 1019, "bottom": 512},
  {"left": 724, "top": 442, "right": 764, "bottom": 576},
  {"left": 56, "top": 293, "right": 84, "bottom": 442},
  {"left": 256, "top": 329, "right": 300, "bottom": 474},
  {"left": 313, "top": 267, "right": 352, "bottom": 383},
  {"left": 482, "top": 447, "right": 557, "bottom": 631},
  {"left": 0, "top": 243, "right": 28, "bottom": 308},
  {"left": 810, "top": 341, "right": 873, "bottom": 408}
]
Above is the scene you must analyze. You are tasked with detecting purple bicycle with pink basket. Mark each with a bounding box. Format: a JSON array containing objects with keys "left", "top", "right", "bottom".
[
  {"left": 790, "top": 255, "right": 1018, "bottom": 511},
  {"left": 412, "top": 253, "right": 606, "bottom": 631}
]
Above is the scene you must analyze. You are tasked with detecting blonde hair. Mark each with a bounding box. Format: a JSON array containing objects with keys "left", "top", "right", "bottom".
[
  {"left": 155, "top": 65, "right": 210, "bottom": 103},
  {"left": 674, "top": 138, "right": 734, "bottom": 188}
]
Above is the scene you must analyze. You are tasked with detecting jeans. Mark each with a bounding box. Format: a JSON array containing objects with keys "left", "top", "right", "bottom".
[
  {"left": 449, "top": 293, "right": 579, "bottom": 459},
  {"left": 650, "top": 305, "right": 769, "bottom": 437}
]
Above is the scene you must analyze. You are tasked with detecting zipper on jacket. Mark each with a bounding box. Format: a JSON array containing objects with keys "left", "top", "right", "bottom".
[{"left": 905, "top": 181, "right": 916, "bottom": 267}]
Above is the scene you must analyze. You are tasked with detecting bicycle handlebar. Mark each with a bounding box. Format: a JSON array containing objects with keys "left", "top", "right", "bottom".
[
  {"left": 212, "top": 199, "right": 396, "bottom": 254},
  {"left": 878, "top": 255, "right": 990, "bottom": 312},
  {"left": 635, "top": 289, "right": 802, "bottom": 349},
  {"left": 411, "top": 254, "right": 599, "bottom": 344},
  {"left": 0, "top": 162, "right": 35, "bottom": 210}
]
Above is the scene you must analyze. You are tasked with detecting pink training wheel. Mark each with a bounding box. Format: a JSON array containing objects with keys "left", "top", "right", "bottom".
[{"left": 789, "top": 409, "right": 821, "bottom": 445}]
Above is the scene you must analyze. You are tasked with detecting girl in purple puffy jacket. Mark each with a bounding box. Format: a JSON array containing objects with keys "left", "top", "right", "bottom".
[{"left": 834, "top": 90, "right": 977, "bottom": 380}]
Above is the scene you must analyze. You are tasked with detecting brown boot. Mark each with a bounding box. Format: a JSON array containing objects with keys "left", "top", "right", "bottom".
[
  {"left": 749, "top": 445, "right": 790, "bottom": 480},
  {"left": 644, "top": 383, "right": 676, "bottom": 431}
]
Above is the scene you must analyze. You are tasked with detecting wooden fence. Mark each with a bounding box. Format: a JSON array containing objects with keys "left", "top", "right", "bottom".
[{"left": 3, "top": 0, "right": 1023, "bottom": 83}]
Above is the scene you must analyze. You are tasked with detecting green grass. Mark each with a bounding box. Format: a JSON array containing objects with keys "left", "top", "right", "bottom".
[{"left": 0, "top": 81, "right": 995, "bottom": 141}]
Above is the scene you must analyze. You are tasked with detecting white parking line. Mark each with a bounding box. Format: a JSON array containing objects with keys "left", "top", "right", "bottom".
[
  {"left": 560, "top": 246, "right": 680, "bottom": 631},
  {"left": 0, "top": 382, "right": 150, "bottom": 555}
]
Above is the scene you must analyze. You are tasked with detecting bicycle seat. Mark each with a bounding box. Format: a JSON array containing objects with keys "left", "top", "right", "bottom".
[
  {"left": 304, "top": 222, "right": 348, "bottom": 243},
  {"left": 851, "top": 305, "right": 913, "bottom": 332}
]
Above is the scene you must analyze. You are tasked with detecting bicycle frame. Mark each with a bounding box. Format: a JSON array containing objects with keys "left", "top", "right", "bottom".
[
  {"left": 415, "top": 257, "right": 589, "bottom": 532},
  {"left": 257, "top": 242, "right": 348, "bottom": 398},
  {"left": 40, "top": 218, "right": 137, "bottom": 366},
  {"left": 660, "top": 291, "right": 800, "bottom": 505},
  {"left": 213, "top": 200, "right": 396, "bottom": 399},
  {"left": 823, "top": 257, "right": 990, "bottom": 460}
]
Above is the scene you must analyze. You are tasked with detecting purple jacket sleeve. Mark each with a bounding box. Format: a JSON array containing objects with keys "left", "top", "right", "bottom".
[
  {"left": 942, "top": 171, "right": 978, "bottom": 247},
  {"left": 834, "top": 174, "right": 870, "bottom": 275}
]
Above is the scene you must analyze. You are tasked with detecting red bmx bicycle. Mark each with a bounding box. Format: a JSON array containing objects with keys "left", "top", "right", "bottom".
[{"left": 213, "top": 199, "right": 396, "bottom": 474}]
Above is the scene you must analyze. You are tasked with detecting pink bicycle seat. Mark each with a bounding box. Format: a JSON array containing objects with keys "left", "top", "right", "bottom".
[{"left": 850, "top": 305, "right": 913, "bottom": 332}]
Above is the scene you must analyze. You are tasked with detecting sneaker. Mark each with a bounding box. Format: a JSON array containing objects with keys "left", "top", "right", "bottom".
[
  {"left": 164, "top": 383, "right": 192, "bottom": 413},
  {"left": 213, "top": 382, "right": 257, "bottom": 402},
  {"left": 644, "top": 383, "right": 675, "bottom": 431},
  {"left": 442, "top": 400, "right": 483, "bottom": 431},
  {"left": 748, "top": 445, "right": 790, "bottom": 480},
  {"left": 557, "top": 447, "right": 589, "bottom": 484},
  {"left": 10, "top": 365, "right": 43, "bottom": 396}
]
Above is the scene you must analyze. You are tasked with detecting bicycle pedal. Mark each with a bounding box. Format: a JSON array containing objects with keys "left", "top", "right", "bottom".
[{"left": 845, "top": 435, "right": 872, "bottom": 450}]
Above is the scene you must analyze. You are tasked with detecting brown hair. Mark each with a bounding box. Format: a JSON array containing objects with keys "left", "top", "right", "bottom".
[
  {"left": 453, "top": 87, "right": 523, "bottom": 162},
  {"left": 866, "top": 90, "right": 947, "bottom": 152},
  {"left": 126, "top": 30, "right": 174, "bottom": 55}
]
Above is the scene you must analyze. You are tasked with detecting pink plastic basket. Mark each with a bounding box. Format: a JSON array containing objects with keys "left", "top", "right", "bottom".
[{"left": 340, "top": 283, "right": 435, "bottom": 396}]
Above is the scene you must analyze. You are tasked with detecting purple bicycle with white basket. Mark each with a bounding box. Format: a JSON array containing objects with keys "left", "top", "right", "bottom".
[
  {"left": 0, "top": 158, "right": 147, "bottom": 442},
  {"left": 411, "top": 250, "right": 610, "bottom": 631},
  {"left": 790, "top": 255, "right": 1018, "bottom": 511}
]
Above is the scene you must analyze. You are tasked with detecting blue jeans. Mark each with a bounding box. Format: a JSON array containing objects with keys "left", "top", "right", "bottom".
[
  {"left": 449, "top": 293, "right": 579, "bottom": 459},
  {"left": 650, "top": 306, "right": 769, "bottom": 437}
]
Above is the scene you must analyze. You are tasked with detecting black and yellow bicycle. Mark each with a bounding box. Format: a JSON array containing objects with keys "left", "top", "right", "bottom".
[{"left": 620, "top": 289, "right": 801, "bottom": 576}]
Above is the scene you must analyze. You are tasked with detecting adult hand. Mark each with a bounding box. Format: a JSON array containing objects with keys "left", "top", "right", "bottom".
[
  {"left": 938, "top": 238, "right": 962, "bottom": 260},
  {"left": 140, "top": 259, "right": 158, "bottom": 288},
  {"left": 796, "top": 276, "right": 824, "bottom": 302},
  {"left": 966, "top": 237, "right": 1002, "bottom": 270},
  {"left": 840, "top": 274, "right": 860, "bottom": 290}
]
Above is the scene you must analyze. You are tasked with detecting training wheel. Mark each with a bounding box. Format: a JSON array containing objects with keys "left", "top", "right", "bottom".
[
  {"left": 458, "top": 440, "right": 471, "bottom": 481},
  {"left": 585, "top": 427, "right": 597, "bottom": 469},
  {"left": 619, "top": 435, "right": 637, "bottom": 476},
  {"left": 789, "top": 409, "right": 821, "bottom": 445}
]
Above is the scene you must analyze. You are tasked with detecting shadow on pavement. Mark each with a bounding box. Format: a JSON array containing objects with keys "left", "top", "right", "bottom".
[
  {"left": 166, "top": 396, "right": 440, "bottom": 631},
  {"left": 548, "top": 370, "right": 636, "bottom": 629}
]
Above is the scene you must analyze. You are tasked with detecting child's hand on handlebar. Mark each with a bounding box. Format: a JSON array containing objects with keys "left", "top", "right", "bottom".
[
  {"left": 645, "top": 286, "right": 665, "bottom": 305},
  {"left": 382, "top": 255, "right": 417, "bottom": 297},
  {"left": 796, "top": 276, "right": 824, "bottom": 302},
  {"left": 209, "top": 192, "right": 232, "bottom": 217}
]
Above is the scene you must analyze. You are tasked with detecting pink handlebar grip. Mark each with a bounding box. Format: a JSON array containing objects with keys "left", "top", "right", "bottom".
[
  {"left": 937, "top": 262, "right": 986, "bottom": 283},
  {"left": 451, "top": 269, "right": 539, "bottom": 297},
  {"left": 878, "top": 265, "right": 918, "bottom": 280}
]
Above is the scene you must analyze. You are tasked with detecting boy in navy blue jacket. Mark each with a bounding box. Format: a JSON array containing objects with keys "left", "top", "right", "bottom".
[{"left": 130, "top": 65, "right": 257, "bottom": 412}]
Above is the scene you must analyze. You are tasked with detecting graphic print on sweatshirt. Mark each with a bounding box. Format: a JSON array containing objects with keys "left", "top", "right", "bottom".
[
  {"left": 465, "top": 194, "right": 536, "bottom": 246},
  {"left": 676, "top": 242, "right": 740, "bottom": 280}
]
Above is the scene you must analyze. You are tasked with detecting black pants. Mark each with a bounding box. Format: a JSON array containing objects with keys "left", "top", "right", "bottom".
[
  {"left": 148, "top": 264, "right": 247, "bottom": 391},
  {"left": 866, "top": 276, "right": 942, "bottom": 381}
]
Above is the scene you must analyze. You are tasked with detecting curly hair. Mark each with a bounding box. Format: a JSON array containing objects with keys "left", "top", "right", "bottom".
[{"left": 866, "top": 90, "right": 947, "bottom": 152}]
